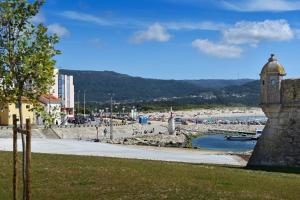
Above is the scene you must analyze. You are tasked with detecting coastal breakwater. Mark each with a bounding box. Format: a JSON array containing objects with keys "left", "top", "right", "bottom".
[
  {"left": 1, "top": 123, "right": 265, "bottom": 139},
  {"left": 0, "top": 123, "right": 265, "bottom": 149},
  {"left": 180, "top": 124, "right": 265, "bottom": 135},
  {"left": 0, "top": 123, "right": 168, "bottom": 140}
]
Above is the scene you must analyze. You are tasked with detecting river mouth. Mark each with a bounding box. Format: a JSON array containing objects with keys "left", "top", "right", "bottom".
[{"left": 192, "top": 134, "right": 257, "bottom": 152}]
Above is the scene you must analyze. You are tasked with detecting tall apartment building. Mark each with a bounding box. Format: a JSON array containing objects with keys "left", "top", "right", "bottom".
[{"left": 52, "top": 69, "right": 75, "bottom": 119}]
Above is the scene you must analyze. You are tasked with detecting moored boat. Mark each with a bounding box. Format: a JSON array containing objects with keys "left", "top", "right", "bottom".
[{"left": 226, "top": 135, "right": 253, "bottom": 141}]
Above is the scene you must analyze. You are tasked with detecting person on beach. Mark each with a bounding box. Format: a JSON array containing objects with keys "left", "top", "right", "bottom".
[{"left": 104, "top": 128, "right": 107, "bottom": 137}]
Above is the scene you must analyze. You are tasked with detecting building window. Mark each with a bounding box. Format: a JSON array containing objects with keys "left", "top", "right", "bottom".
[
  {"left": 26, "top": 105, "right": 30, "bottom": 109},
  {"left": 67, "top": 76, "right": 70, "bottom": 107},
  {"left": 262, "top": 80, "right": 265, "bottom": 85},
  {"left": 15, "top": 103, "right": 20, "bottom": 109},
  {"left": 58, "top": 74, "right": 65, "bottom": 106},
  {"left": 271, "top": 79, "right": 276, "bottom": 85}
]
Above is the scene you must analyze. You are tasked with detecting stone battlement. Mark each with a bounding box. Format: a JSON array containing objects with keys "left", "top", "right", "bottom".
[
  {"left": 248, "top": 55, "right": 300, "bottom": 167},
  {"left": 281, "top": 79, "right": 300, "bottom": 105}
]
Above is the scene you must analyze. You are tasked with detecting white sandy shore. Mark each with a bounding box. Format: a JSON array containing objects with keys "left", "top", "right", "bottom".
[
  {"left": 0, "top": 138, "right": 247, "bottom": 166},
  {"left": 143, "top": 107, "right": 264, "bottom": 120}
]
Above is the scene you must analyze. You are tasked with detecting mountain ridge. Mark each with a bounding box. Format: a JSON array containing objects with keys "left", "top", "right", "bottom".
[{"left": 59, "top": 69, "right": 259, "bottom": 105}]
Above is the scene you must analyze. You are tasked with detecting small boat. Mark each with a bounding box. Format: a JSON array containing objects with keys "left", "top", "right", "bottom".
[
  {"left": 226, "top": 135, "right": 253, "bottom": 141},
  {"left": 256, "top": 129, "right": 263, "bottom": 135},
  {"left": 251, "top": 129, "right": 263, "bottom": 140}
]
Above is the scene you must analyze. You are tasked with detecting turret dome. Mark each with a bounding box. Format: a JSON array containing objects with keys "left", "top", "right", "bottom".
[{"left": 261, "top": 54, "right": 286, "bottom": 76}]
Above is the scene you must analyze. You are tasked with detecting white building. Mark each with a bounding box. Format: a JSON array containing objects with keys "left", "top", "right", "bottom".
[
  {"left": 38, "top": 94, "right": 62, "bottom": 125},
  {"left": 52, "top": 69, "right": 75, "bottom": 120}
]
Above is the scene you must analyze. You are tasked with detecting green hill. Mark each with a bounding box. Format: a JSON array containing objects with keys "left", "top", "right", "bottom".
[
  {"left": 183, "top": 79, "right": 254, "bottom": 89},
  {"left": 60, "top": 69, "right": 209, "bottom": 102},
  {"left": 223, "top": 80, "right": 260, "bottom": 94},
  {"left": 60, "top": 69, "right": 259, "bottom": 106},
  {"left": 219, "top": 80, "right": 261, "bottom": 106}
]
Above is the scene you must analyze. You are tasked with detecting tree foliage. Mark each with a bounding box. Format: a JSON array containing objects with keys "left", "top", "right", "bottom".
[
  {"left": 0, "top": 0, "right": 60, "bottom": 116},
  {"left": 0, "top": 1, "right": 60, "bottom": 199}
]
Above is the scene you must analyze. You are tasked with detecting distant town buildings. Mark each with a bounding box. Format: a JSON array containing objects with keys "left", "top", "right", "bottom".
[
  {"left": 37, "top": 94, "right": 62, "bottom": 125},
  {"left": 0, "top": 68, "right": 75, "bottom": 126},
  {"left": 52, "top": 69, "right": 75, "bottom": 120},
  {"left": 0, "top": 97, "right": 36, "bottom": 126}
]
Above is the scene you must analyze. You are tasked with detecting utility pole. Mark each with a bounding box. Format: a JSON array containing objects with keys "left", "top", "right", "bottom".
[
  {"left": 105, "top": 107, "right": 108, "bottom": 120},
  {"left": 109, "top": 94, "right": 114, "bottom": 140},
  {"left": 77, "top": 90, "right": 80, "bottom": 115},
  {"left": 84, "top": 90, "right": 86, "bottom": 117}
]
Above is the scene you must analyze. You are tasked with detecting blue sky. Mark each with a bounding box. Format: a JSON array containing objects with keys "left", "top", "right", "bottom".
[{"left": 34, "top": 0, "right": 300, "bottom": 79}]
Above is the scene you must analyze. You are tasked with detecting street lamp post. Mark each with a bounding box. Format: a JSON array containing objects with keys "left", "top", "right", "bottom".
[
  {"left": 105, "top": 107, "right": 108, "bottom": 120},
  {"left": 77, "top": 90, "right": 80, "bottom": 115},
  {"left": 110, "top": 94, "right": 114, "bottom": 140},
  {"left": 83, "top": 90, "right": 86, "bottom": 117},
  {"left": 99, "top": 109, "right": 103, "bottom": 125},
  {"left": 132, "top": 106, "right": 135, "bottom": 122}
]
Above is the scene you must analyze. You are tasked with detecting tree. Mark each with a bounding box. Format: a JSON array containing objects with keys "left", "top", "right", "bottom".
[{"left": 0, "top": 0, "right": 60, "bottom": 199}]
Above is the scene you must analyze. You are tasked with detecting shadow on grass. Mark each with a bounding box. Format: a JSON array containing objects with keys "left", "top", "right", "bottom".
[
  {"left": 223, "top": 165, "right": 300, "bottom": 174},
  {"left": 244, "top": 166, "right": 300, "bottom": 174}
]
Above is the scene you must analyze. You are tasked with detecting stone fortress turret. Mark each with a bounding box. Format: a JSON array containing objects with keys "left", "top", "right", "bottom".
[
  {"left": 260, "top": 54, "right": 286, "bottom": 105},
  {"left": 248, "top": 54, "right": 300, "bottom": 167}
]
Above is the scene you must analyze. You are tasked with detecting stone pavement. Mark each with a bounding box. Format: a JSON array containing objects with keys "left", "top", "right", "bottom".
[{"left": 0, "top": 138, "right": 246, "bottom": 166}]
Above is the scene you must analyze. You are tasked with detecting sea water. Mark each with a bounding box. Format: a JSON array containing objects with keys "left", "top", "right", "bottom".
[
  {"left": 192, "top": 134, "right": 257, "bottom": 152},
  {"left": 197, "top": 115, "right": 267, "bottom": 122}
]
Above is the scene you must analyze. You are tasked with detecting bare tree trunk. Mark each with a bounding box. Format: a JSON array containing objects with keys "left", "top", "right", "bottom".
[
  {"left": 18, "top": 96, "right": 26, "bottom": 200},
  {"left": 13, "top": 115, "right": 18, "bottom": 200},
  {"left": 25, "top": 119, "right": 31, "bottom": 200},
  {"left": 96, "top": 127, "right": 99, "bottom": 140}
]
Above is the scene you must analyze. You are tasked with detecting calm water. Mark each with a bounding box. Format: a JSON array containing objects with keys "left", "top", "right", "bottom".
[
  {"left": 197, "top": 115, "right": 267, "bottom": 122},
  {"left": 192, "top": 134, "right": 257, "bottom": 152}
]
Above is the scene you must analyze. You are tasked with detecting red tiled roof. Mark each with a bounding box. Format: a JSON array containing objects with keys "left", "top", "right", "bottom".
[{"left": 39, "top": 94, "right": 61, "bottom": 104}]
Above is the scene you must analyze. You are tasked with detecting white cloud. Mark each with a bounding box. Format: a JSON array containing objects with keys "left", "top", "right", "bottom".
[
  {"left": 132, "top": 23, "right": 171, "bottom": 44},
  {"left": 165, "top": 21, "right": 225, "bottom": 31},
  {"left": 222, "top": 0, "right": 300, "bottom": 12},
  {"left": 31, "top": 12, "right": 46, "bottom": 24},
  {"left": 192, "top": 39, "right": 243, "bottom": 58},
  {"left": 31, "top": 13, "right": 70, "bottom": 38},
  {"left": 222, "top": 20, "right": 294, "bottom": 45},
  {"left": 48, "top": 24, "right": 70, "bottom": 37},
  {"left": 60, "top": 10, "right": 225, "bottom": 32},
  {"left": 60, "top": 11, "right": 109, "bottom": 26}
]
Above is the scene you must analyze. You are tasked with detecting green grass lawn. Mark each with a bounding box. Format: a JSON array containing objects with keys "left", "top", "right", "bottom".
[{"left": 0, "top": 152, "right": 299, "bottom": 200}]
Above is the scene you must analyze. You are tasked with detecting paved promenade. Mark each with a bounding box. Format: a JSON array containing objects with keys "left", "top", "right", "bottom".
[{"left": 0, "top": 138, "right": 246, "bottom": 166}]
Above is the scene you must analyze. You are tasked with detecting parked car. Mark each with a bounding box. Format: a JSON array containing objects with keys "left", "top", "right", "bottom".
[{"left": 68, "top": 115, "right": 88, "bottom": 124}]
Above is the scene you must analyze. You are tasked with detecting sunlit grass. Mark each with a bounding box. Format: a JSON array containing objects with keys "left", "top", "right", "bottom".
[{"left": 0, "top": 151, "right": 299, "bottom": 200}]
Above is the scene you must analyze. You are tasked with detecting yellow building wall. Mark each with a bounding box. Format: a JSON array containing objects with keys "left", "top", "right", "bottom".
[
  {"left": 0, "top": 103, "right": 35, "bottom": 126},
  {"left": 0, "top": 106, "right": 9, "bottom": 125}
]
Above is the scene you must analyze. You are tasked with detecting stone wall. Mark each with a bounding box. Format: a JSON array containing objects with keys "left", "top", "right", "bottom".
[
  {"left": 281, "top": 79, "right": 300, "bottom": 105},
  {"left": 1, "top": 124, "right": 168, "bottom": 141},
  {"left": 248, "top": 104, "right": 300, "bottom": 167},
  {"left": 52, "top": 124, "right": 167, "bottom": 140},
  {"left": 248, "top": 76, "right": 300, "bottom": 167},
  {"left": 0, "top": 127, "right": 45, "bottom": 138}
]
